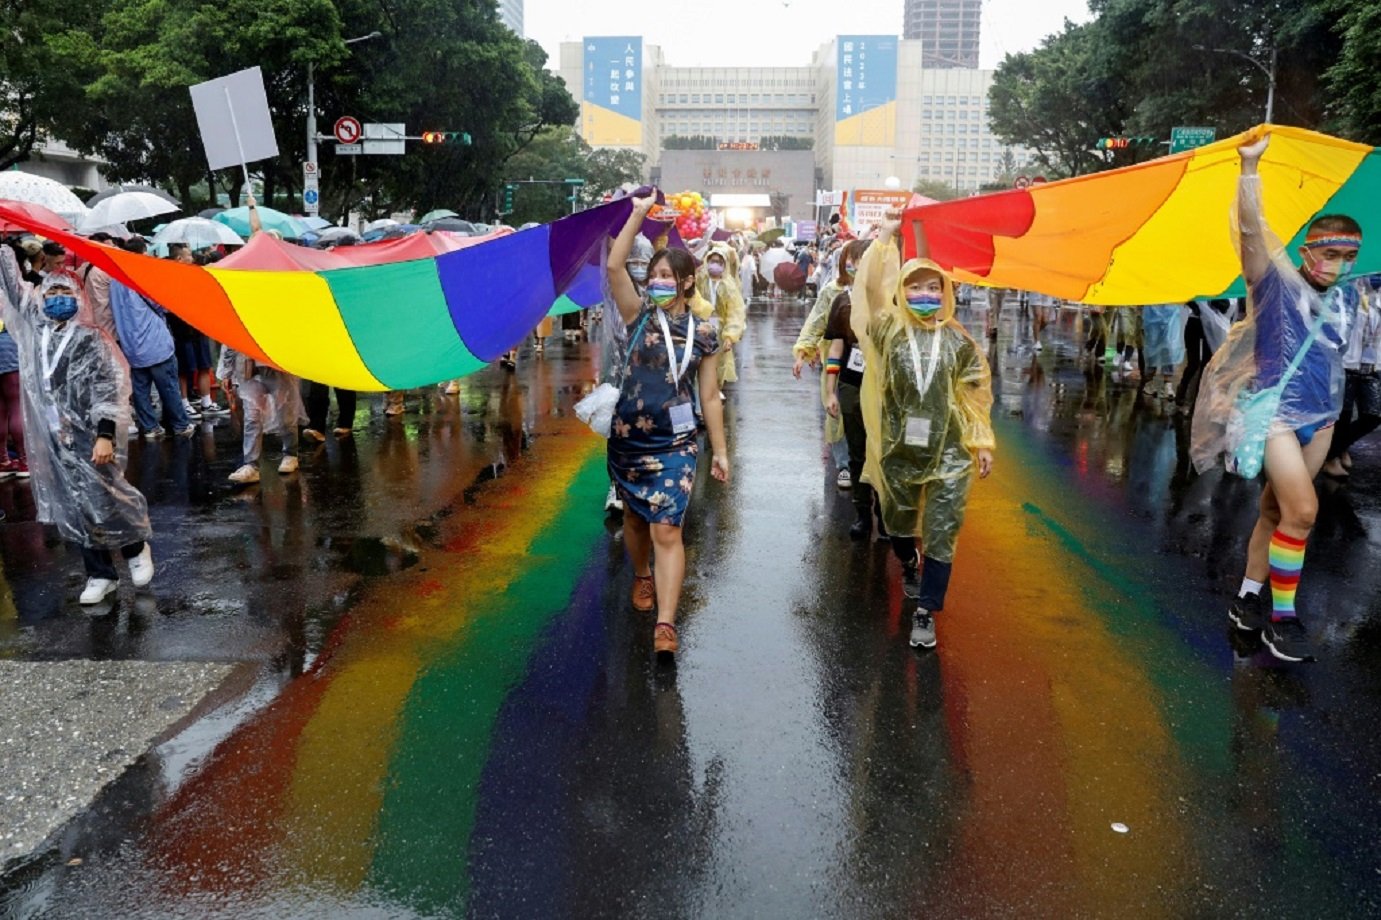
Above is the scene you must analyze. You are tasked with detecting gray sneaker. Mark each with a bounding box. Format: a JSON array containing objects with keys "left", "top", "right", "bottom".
[{"left": 909, "top": 609, "right": 936, "bottom": 649}]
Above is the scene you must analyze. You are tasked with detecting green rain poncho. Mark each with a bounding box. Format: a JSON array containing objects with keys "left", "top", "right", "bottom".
[{"left": 850, "top": 238, "right": 995, "bottom": 562}]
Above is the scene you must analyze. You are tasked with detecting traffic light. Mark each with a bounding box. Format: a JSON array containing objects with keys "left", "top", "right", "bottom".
[
  {"left": 501, "top": 183, "right": 516, "bottom": 213},
  {"left": 422, "top": 131, "right": 472, "bottom": 145},
  {"left": 1096, "top": 135, "right": 1158, "bottom": 150}
]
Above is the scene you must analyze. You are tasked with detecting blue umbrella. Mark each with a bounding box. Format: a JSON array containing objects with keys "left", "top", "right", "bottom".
[
  {"left": 214, "top": 205, "right": 310, "bottom": 239},
  {"left": 302, "top": 216, "right": 332, "bottom": 231}
]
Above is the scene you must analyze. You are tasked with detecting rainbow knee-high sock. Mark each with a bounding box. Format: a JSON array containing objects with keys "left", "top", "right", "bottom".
[{"left": 1268, "top": 530, "right": 1307, "bottom": 621}]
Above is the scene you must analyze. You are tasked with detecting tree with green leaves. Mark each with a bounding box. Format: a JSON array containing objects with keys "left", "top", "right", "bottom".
[{"left": 1, "top": 0, "right": 103, "bottom": 171}]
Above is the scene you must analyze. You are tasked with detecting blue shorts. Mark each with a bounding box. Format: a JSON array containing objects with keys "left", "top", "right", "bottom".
[{"left": 176, "top": 333, "right": 213, "bottom": 374}]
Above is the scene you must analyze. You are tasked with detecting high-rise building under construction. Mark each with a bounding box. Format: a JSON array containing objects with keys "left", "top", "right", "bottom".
[{"left": 904, "top": 0, "right": 981, "bottom": 69}]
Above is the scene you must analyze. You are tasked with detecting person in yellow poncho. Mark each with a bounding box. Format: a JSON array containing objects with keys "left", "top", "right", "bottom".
[
  {"left": 851, "top": 209, "right": 995, "bottom": 650},
  {"left": 695, "top": 242, "right": 746, "bottom": 391}
]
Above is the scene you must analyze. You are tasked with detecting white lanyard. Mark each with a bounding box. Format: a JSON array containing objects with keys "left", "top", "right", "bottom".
[
  {"left": 40, "top": 322, "right": 77, "bottom": 381},
  {"left": 904, "top": 322, "right": 945, "bottom": 400},
  {"left": 656, "top": 307, "right": 696, "bottom": 384},
  {"left": 709, "top": 280, "right": 719, "bottom": 308}
]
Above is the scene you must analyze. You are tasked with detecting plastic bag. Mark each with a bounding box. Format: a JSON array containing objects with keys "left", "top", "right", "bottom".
[{"left": 575, "top": 382, "right": 620, "bottom": 437}]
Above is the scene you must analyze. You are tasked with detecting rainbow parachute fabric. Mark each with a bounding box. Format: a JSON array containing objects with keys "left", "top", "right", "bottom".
[
  {"left": 2, "top": 125, "right": 1378, "bottom": 389},
  {"left": 0, "top": 199, "right": 653, "bottom": 391},
  {"left": 901, "top": 125, "right": 1381, "bottom": 305}
]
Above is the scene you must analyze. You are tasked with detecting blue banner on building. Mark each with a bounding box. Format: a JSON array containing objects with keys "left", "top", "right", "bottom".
[
  {"left": 835, "top": 35, "right": 898, "bottom": 123},
  {"left": 583, "top": 36, "right": 643, "bottom": 121}
]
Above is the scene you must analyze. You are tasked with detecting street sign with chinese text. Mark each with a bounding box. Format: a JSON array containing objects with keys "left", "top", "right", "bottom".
[{"left": 1170, "top": 126, "right": 1216, "bottom": 154}]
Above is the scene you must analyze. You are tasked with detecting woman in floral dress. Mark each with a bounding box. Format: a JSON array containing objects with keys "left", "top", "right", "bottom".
[{"left": 607, "top": 195, "right": 731, "bottom": 655}]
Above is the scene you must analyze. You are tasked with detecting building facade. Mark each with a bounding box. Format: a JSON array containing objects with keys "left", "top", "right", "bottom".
[
  {"left": 654, "top": 150, "right": 816, "bottom": 227},
  {"left": 498, "top": 0, "right": 523, "bottom": 37},
  {"left": 903, "top": 0, "right": 982, "bottom": 69},
  {"left": 560, "top": 31, "right": 1032, "bottom": 211}
]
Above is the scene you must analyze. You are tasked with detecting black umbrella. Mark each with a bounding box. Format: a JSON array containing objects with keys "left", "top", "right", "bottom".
[
  {"left": 198, "top": 207, "right": 226, "bottom": 219},
  {"left": 87, "top": 184, "right": 181, "bottom": 208}
]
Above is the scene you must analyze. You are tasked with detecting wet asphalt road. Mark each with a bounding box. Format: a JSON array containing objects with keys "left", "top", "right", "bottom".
[{"left": 2, "top": 297, "right": 1381, "bottom": 918}]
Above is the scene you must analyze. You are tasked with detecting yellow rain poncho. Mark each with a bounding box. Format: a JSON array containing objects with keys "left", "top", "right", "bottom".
[
  {"left": 794, "top": 278, "right": 847, "bottom": 447},
  {"left": 850, "top": 238, "right": 995, "bottom": 562},
  {"left": 696, "top": 242, "right": 746, "bottom": 384}
]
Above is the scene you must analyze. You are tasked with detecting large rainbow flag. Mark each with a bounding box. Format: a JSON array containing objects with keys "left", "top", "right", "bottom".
[
  {"left": 2, "top": 125, "right": 1377, "bottom": 389},
  {"left": 0, "top": 197, "right": 661, "bottom": 391},
  {"left": 901, "top": 124, "right": 1381, "bottom": 305}
]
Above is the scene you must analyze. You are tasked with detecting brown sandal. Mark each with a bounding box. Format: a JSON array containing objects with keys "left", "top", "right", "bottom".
[
  {"left": 631, "top": 573, "right": 655, "bottom": 612},
  {"left": 654, "top": 622, "right": 678, "bottom": 655}
]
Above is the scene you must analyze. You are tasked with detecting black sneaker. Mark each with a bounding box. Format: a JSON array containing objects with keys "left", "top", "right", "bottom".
[
  {"left": 1262, "top": 616, "right": 1317, "bottom": 663},
  {"left": 849, "top": 518, "right": 870, "bottom": 541},
  {"left": 1228, "top": 592, "right": 1267, "bottom": 632},
  {"left": 902, "top": 554, "right": 921, "bottom": 600}
]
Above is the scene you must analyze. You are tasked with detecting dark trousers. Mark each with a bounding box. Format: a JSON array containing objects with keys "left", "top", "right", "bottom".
[
  {"left": 837, "top": 382, "right": 874, "bottom": 521},
  {"left": 889, "top": 537, "right": 954, "bottom": 611},
  {"left": 1328, "top": 369, "right": 1381, "bottom": 460},
  {"left": 80, "top": 541, "right": 145, "bottom": 580},
  {"left": 1175, "top": 317, "right": 1211, "bottom": 408},
  {"left": 131, "top": 356, "right": 189, "bottom": 432},
  {"left": 306, "top": 382, "right": 358, "bottom": 432}
]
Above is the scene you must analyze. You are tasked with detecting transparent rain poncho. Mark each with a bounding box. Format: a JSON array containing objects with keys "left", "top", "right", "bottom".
[
  {"left": 1140, "top": 304, "right": 1187, "bottom": 368},
  {"left": 216, "top": 347, "right": 307, "bottom": 436},
  {"left": 695, "top": 242, "right": 746, "bottom": 384},
  {"left": 850, "top": 239, "right": 995, "bottom": 562},
  {"left": 0, "top": 260, "right": 151, "bottom": 548},
  {"left": 1191, "top": 177, "right": 1352, "bottom": 476}
]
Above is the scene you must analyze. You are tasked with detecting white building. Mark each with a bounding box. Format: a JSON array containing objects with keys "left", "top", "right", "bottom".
[
  {"left": 498, "top": 0, "right": 523, "bottom": 36},
  {"left": 559, "top": 34, "right": 1034, "bottom": 202},
  {"left": 17, "top": 139, "right": 109, "bottom": 193}
]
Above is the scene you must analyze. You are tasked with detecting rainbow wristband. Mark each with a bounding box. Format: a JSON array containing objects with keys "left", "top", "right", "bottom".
[{"left": 825, "top": 357, "right": 842, "bottom": 375}]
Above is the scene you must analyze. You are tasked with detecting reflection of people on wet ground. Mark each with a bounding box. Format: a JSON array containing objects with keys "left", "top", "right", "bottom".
[
  {"left": 2, "top": 261, "right": 155, "bottom": 606},
  {"left": 1194, "top": 131, "right": 1360, "bottom": 663},
  {"left": 852, "top": 208, "right": 995, "bottom": 650},
  {"left": 606, "top": 196, "right": 730, "bottom": 656},
  {"left": 792, "top": 240, "right": 856, "bottom": 487},
  {"left": 1322, "top": 276, "right": 1381, "bottom": 479},
  {"left": 822, "top": 241, "right": 885, "bottom": 540},
  {"left": 1141, "top": 303, "right": 1186, "bottom": 401}
]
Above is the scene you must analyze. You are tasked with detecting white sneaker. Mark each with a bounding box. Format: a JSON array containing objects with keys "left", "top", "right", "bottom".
[
  {"left": 128, "top": 545, "right": 155, "bottom": 588},
  {"left": 605, "top": 484, "right": 624, "bottom": 513},
  {"left": 278, "top": 455, "right": 299, "bottom": 474},
  {"left": 836, "top": 468, "right": 852, "bottom": 489},
  {"left": 1033, "top": 340, "right": 1043, "bottom": 353},
  {"left": 1121, "top": 360, "right": 1135, "bottom": 373},
  {"left": 79, "top": 577, "right": 118, "bottom": 605},
  {"left": 228, "top": 463, "right": 260, "bottom": 484}
]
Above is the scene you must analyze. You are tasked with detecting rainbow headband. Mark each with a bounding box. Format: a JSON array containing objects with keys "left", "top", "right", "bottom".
[{"left": 1304, "top": 233, "right": 1361, "bottom": 251}]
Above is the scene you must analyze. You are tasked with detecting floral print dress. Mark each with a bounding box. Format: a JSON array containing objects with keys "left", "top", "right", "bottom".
[{"left": 608, "top": 306, "right": 720, "bottom": 526}]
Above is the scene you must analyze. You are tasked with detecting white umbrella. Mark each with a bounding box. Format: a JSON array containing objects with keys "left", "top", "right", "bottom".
[
  {"left": 86, "top": 184, "right": 179, "bottom": 208},
  {"left": 81, "top": 191, "right": 179, "bottom": 230},
  {"left": 81, "top": 223, "right": 132, "bottom": 240},
  {"left": 363, "top": 218, "right": 399, "bottom": 233},
  {"left": 151, "top": 217, "right": 244, "bottom": 250},
  {"left": 0, "top": 172, "right": 88, "bottom": 222}
]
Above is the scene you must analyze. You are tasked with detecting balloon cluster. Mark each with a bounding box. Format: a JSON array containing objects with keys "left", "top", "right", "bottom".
[{"left": 670, "top": 191, "right": 709, "bottom": 240}]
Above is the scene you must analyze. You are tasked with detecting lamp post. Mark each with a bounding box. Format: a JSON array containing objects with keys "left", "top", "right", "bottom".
[
  {"left": 307, "top": 31, "right": 383, "bottom": 167},
  {"left": 1193, "top": 44, "right": 1277, "bottom": 123}
]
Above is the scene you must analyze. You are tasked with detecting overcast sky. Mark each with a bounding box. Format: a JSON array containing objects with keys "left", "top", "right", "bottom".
[{"left": 524, "top": 0, "right": 1091, "bottom": 70}]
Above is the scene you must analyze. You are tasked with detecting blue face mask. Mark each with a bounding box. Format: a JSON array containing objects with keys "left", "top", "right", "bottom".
[
  {"left": 906, "top": 293, "right": 942, "bottom": 318},
  {"left": 647, "top": 282, "right": 678, "bottom": 306},
  {"left": 628, "top": 263, "right": 649, "bottom": 285},
  {"left": 43, "top": 294, "right": 79, "bottom": 321}
]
